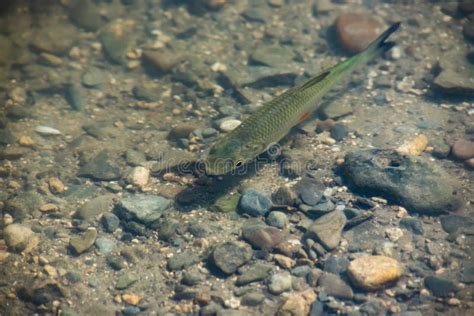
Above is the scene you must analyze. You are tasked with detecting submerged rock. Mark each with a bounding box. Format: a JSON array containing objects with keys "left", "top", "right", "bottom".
[
  {"left": 433, "top": 50, "right": 474, "bottom": 95},
  {"left": 242, "top": 224, "right": 286, "bottom": 250},
  {"left": 3, "top": 224, "right": 39, "bottom": 253},
  {"left": 347, "top": 255, "right": 403, "bottom": 290},
  {"left": 343, "top": 149, "right": 462, "bottom": 214},
  {"left": 211, "top": 241, "right": 253, "bottom": 275},
  {"left": 78, "top": 150, "right": 122, "bottom": 181},
  {"left": 69, "top": 228, "right": 97, "bottom": 255},
  {"left": 334, "top": 13, "right": 384, "bottom": 54},
  {"left": 114, "top": 194, "right": 172, "bottom": 226},
  {"left": 305, "top": 210, "right": 346, "bottom": 250},
  {"left": 238, "top": 189, "right": 272, "bottom": 217}
]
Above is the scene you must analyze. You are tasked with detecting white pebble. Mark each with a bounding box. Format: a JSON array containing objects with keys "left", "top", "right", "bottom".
[
  {"left": 389, "top": 46, "right": 402, "bottom": 60},
  {"left": 219, "top": 119, "right": 242, "bottom": 132},
  {"left": 35, "top": 126, "right": 62, "bottom": 136}
]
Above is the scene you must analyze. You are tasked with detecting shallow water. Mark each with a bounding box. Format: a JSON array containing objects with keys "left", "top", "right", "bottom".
[{"left": 0, "top": 0, "right": 473, "bottom": 315}]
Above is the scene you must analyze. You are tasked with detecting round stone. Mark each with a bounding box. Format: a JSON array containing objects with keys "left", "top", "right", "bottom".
[
  {"left": 347, "top": 255, "right": 403, "bottom": 290},
  {"left": 452, "top": 139, "right": 474, "bottom": 160},
  {"left": 219, "top": 119, "right": 242, "bottom": 132}
]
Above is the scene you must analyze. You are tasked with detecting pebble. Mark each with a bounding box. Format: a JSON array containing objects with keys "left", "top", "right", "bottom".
[
  {"left": 294, "top": 178, "right": 325, "bottom": 206},
  {"left": 167, "top": 251, "right": 200, "bottom": 271},
  {"left": 35, "top": 125, "right": 62, "bottom": 136},
  {"left": 212, "top": 241, "right": 253, "bottom": 274},
  {"left": 465, "top": 158, "right": 474, "bottom": 169},
  {"left": 451, "top": 139, "right": 474, "bottom": 160},
  {"left": 3, "top": 223, "right": 39, "bottom": 253},
  {"left": 69, "top": 228, "right": 98, "bottom": 255},
  {"left": 69, "top": 0, "right": 103, "bottom": 31},
  {"left": 278, "top": 289, "right": 316, "bottom": 316},
  {"left": 242, "top": 224, "right": 286, "bottom": 250},
  {"left": 74, "top": 195, "right": 114, "bottom": 221},
  {"left": 48, "top": 177, "right": 65, "bottom": 194},
  {"left": 127, "top": 166, "right": 150, "bottom": 188},
  {"left": 334, "top": 13, "right": 384, "bottom": 53},
  {"left": 209, "top": 194, "right": 241, "bottom": 213},
  {"left": 102, "top": 213, "right": 120, "bottom": 233},
  {"left": 100, "top": 30, "right": 129, "bottom": 65},
  {"left": 306, "top": 210, "right": 346, "bottom": 250},
  {"left": 399, "top": 217, "right": 424, "bottom": 235},
  {"left": 66, "top": 83, "right": 84, "bottom": 111},
  {"left": 122, "top": 294, "right": 141, "bottom": 305},
  {"left": 168, "top": 123, "right": 198, "bottom": 140},
  {"left": 236, "top": 264, "right": 273, "bottom": 286},
  {"left": 347, "top": 255, "right": 403, "bottom": 290},
  {"left": 142, "top": 50, "right": 181, "bottom": 73},
  {"left": 318, "top": 272, "right": 353, "bottom": 300},
  {"left": 95, "top": 237, "right": 116, "bottom": 254},
  {"left": 116, "top": 273, "right": 138, "bottom": 290},
  {"left": 396, "top": 134, "right": 429, "bottom": 156},
  {"left": 266, "top": 211, "right": 288, "bottom": 229},
  {"left": 239, "top": 189, "right": 272, "bottom": 217},
  {"left": 241, "top": 292, "right": 265, "bottom": 306},
  {"left": 114, "top": 194, "right": 172, "bottom": 226},
  {"left": 424, "top": 276, "right": 456, "bottom": 297},
  {"left": 77, "top": 150, "right": 122, "bottom": 181},
  {"left": 385, "top": 227, "right": 404, "bottom": 242},
  {"left": 330, "top": 124, "right": 348, "bottom": 141},
  {"left": 268, "top": 272, "right": 292, "bottom": 294},
  {"left": 272, "top": 186, "right": 297, "bottom": 206},
  {"left": 219, "top": 119, "right": 242, "bottom": 132},
  {"left": 82, "top": 67, "right": 106, "bottom": 88}
]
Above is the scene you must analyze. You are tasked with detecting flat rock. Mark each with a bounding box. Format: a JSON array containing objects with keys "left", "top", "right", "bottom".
[
  {"left": 212, "top": 241, "right": 253, "bottom": 275},
  {"left": 318, "top": 272, "right": 353, "bottom": 300},
  {"left": 69, "top": 228, "right": 98, "bottom": 255},
  {"left": 167, "top": 251, "right": 200, "bottom": 271},
  {"left": 114, "top": 194, "right": 172, "bottom": 226},
  {"left": 268, "top": 272, "right": 292, "bottom": 294},
  {"left": 31, "top": 23, "right": 77, "bottom": 55},
  {"left": 278, "top": 289, "right": 316, "bottom": 316},
  {"left": 424, "top": 276, "right": 456, "bottom": 297},
  {"left": 78, "top": 150, "right": 122, "bottom": 181},
  {"left": 242, "top": 224, "right": 286, "bottom": 250},
  {"left": 238, "top": 189, "right": 272, "bottom": 217},
  {"left": 347, "top": 255, "right": 403, "bottom": 290},
  {"left": 74, "top": 195, "right": 114, "bottom": 221},
  {"left": 320, "top": 101, "right": 353, "bottom": 119},
  {"left": 334, "top": 13, "right": 384, "bottom": 54},
  {"left": 306, "top": 210, "right": 346, "bottom": 250},
  {"left": 344, "top": 149, "right": 462, "bottom": 214},
  {"left": 236, "top": 264, "right": 273, "bottom": 286},
  {"left": 433, "top": 50, "right": 474, "bottom": 95},
  {"left": 142, "top": 50, "right": 181, "bottom": 74}
]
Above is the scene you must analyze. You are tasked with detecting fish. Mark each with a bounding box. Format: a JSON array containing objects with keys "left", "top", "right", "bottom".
[{"left": 206, "top": 22, "right": 401, "bottom": 175}]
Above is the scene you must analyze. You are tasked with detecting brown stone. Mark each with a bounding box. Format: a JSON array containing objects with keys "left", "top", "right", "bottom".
[
  {"left": 334, "top": 13, "right": 384, "bottom": 54},
  {"left": 142, "top": 50, "right": 181, "bottom": 73},
  {"left": 168, "top": 123, "right": 199, "bottom": 140},
  {"left": 452, "top": 139, "right": 474, "bottom": 160},
  {"left": 277, "top": 289, "right": 316, "bottom": 316},
  {"left": 396, "top": 134, "right": 429, "bottom": 156},
  {"left": 347, "top": 255, "right": 403, "bottom": 290}
]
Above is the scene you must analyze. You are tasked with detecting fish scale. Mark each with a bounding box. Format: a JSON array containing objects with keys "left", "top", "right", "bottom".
[{"left": 206, "top": 22, "right": 401, "bottom": 175}]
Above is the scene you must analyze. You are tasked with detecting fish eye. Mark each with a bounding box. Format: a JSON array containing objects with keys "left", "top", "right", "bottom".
[{"left": 235, "top": 160, "right": 243, "bottom": 167}]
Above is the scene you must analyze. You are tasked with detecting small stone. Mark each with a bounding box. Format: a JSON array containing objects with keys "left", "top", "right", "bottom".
[
  {"left": 127, "top": 166, "right": 149, "bottom": 188},
  {"left": 278, "top": 289, "right": 316, "bottom": 316},
  {"left": 48, "top": 177, "right": 65, "bottom": 194},
  {"left": 107, "top": 255, "right": 127, "bottom": 271},
  {"left": 78, "top": 150, "right": 121, "bottom": 181},
  {"left": 69, "top": 0, "right": 104, "bottom": 32},
  {"left": 241, "top": 292, "right": 265, "bottom": 306},
  {"left": 122, "top": 294, "right": 141, "bottom": 306},
  {"left": 168, "top": 123, "right": 198, "bottom": 140},
  {"left": 18, "top": 135, "right": 35, "bottom": 147},
  {"left": 116, "top": 273, "right": 138, "bottom": 290},
  {"left": 82, "top": 67, "right": 107, "bottom": 88},
  {"left": 142, "top": 50, "right": 181, "bottom": 73},
  {"left": 102, "top": 213, "right": 120, "bottom": 233},
  {"left": 347, "top": 255, "right": 403, "bottom": 290},
  {"left": 306, "top": 210, "right": 346, "bottom": 250},
  {"left": 69, "top": 228, "right": 98, "bottom": 255},
  {"left": 273, "top": 254, "right": 296, "bottom": 269},
  {"left": 266, "top": 211, "right": 288, "bottom": 229},
  {"left": 167, "top": 251, "right": 200, "bottom": 271},
  {"left": 318, "top": 272, "right": 353, "bottom": 300},
  {"left": 114, "top": 194, "right": 172, "bottom": 226},
  {"left": 65, "top": 83, "right": 84, "bottom": 111},
  {"left": 465, "top": 158, "right": 474, "bottom": 169},
  {"left": 272, "top": 186, "right": 297, "bottom": 206},
  {"left": 3, "top": 224, "right": 39, "bottom": 253},
  {"left": 452, "top": 139, "right": 474, "bottom": 160},
  {"left": 74, "top": 195, "right": 114, "bottom": 221},
  {"left": 209, "top": 193, "right": 241, "bottom": 213},
  {"left": 239, "top": 189, "right": 272, "bottom": 217},
  {"left": 95, "top": 237, "right": 116, "bottom": 254},
  {"left": 39, "top": 203, "right": 59, "bottom": 213},
  {"left": 294, "top": 178, "right": 325, "bottom": 206},
  {"left": 396, "top": 134, "right": 429, "bottom": 156},
  {"left": 212, "top": 241, "right": 253, "bottom": 274},
  {"left": 268, "top": 272, "right": 292, "bottom": 294},
  {"left": 334, "top": 13, "right": 385, "bottom": 54},
  {"left": 100, "top": 31, "right": 129, "bottom": 65},
  {"left": 236, "top": 264, "right": 273, "bottom": 286},
  {"left": 424, "top": 276, "right": 456, "bottom": 297},
  {"left": 242, "top": 224, "right": 286, "bottom": 250},
  {"left": 320, "top": 101, "right": 352, "bottom": 119},
  {"left": 219, "top": 119, "right": 242, "bottom": 132},
  {"left": 330, "top": 124, "right": 348, "bottom": 141},
  {"left": 431, "top": 139, "right": 451, "bottom": 159},
  {"left": 399, "top": 217, "right": 424, "bottom": 235},
  {"left": 385, "top": 227, "right": 404, "bottom": 242}
]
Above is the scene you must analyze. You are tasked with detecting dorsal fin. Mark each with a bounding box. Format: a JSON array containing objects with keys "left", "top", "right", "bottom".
[{"left": 298, "top": 70, "right": 330, "bottom": 91}]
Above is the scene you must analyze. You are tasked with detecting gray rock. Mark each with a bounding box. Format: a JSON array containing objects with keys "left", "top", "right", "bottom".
[
  {"left": 31, "top": 23, "right": 77, "bottom": 55},
  {"left": 440, "top": 215, "right": 473, "bottom": 234},
  {"left": 249, "top": 46, "right": 295, "bottom": 68},
  {"left": 115, "top": 273, "right": 138, "bottom": 290},
  {"left": 100, "top": 31, "right": 128, "bottom": 65},
  {"left": 212, "top": 241, "right": 253, "bottom": 274},
  {"left": 239, "top": 188, "right": 272, "bottom": 217},
  {"left": 279, "top": 149, "right": 317, "bottom": 178},
  {"left": 181, "top": 271, "right": 205, "bottom": 286},
  {"left": 101, "top": 213, "right": 120, "bottom": 233},
  {"left": 268, "top": 272, "right": 292, "bottom": 294},
  {"left": 272, "top": 186, "right": 297, "bottom": 206},
  {"left": 69, "top": 0, "right": 104, "bottom": 32},
  {"left": 107, "top": 255, "right": 127, "bottom": 271},
  {"left": 461, "top": 261, "right": 474, "bottom": 283},
  {"left": 294, "top": 178, "right": 325, "bottom": 206},
  {"left": 320, "top": 101, "right": 352, "bottom": 119},
  {"left": 424, "top": 276, "right": 456, "bottom": 297},
  {"left": 433, "top": 50, "right": 474, "bottom": 95},
  {"left": 399, "top": 217, "right": 424, "bottom": 235},
  {"left": 167, "top": 251, "right": 200, "bottom": 271},
  {"left": 74, "top": 195, "right": 114, "bottom": 221},
  {"left": 94, "top": 237, "right": 116, "bottom": 254},
  {"left": 241, "top": 292, "right": 265, "bottom": 306},
  {"left": 330, "top": 123, "right": 348, "bottom": 141},
  {"left": 324, "top": 255, "right": 350, "bottom": 275},
  {"left": 236, "top": 264, "right": 273, "bottom": 286},
  {"left": 69, "top": 228, "right": 98, "bottom": 254},
  {"left": 4, "top": 191, "right": 44, "bottom": 221},
  {"left": 114, "top": 194, "right": 172, "bottom": 226},
  {"left": 318, "top": 272, "right": 353, "bottom": 300},
  {"left": 82, "top": 67, "right": 107, "bottom": 88},
  {"left": 158, "top": 219, "right": 179, "bottom": 241},
  {"left": 78, "top": 150, "right": 122, "bottom": 181},
  {"left": 344, "top": 149, "right": 462, "bottom": 214},
  {"left": 266, "top": 211, "right": 288, "bottom": 229},
  {"left": 66, "top": 83, "right": 84, "bottom": 111},
  {"left": 306, "top": 210, "right": 346, "bottom": 250},
  {"left": 132, "top": 86, "right": 158, "bottom": 102},
  {"left": 125, "top": 149, "right": 146, "bottom": 167},
  {"left": 242, "top": 224, "right": 286, "bottom": 250}
]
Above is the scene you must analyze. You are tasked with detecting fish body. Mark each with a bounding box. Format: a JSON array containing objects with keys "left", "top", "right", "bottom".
[{"left": 206, "top": 22, "right": 401, "bottom": 175}]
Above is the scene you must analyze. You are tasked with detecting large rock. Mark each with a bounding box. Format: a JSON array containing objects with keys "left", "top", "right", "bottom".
[
  {"left": 3, "top": 224, "right": 39, "bottom": 253},
  {"left": 334, "top": 13, "right": 384, "bottom": 54},
  {"left": 433, "top": 50, "right": 474, "bottom": 95},
  {"left": 344, "top": 149, "right": 462, "bottom": 214},
  {"left": 347, "top": 255, "right": 403, "bottom": 290},
  {"left": 114, "top": 194, "right": 172, "bottom": 226}
]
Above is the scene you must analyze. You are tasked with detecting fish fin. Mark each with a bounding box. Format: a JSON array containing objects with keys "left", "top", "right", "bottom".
[
  {"left": 298, "top": 71, "right": 330, "bottom": 91},
  {"left": 298, "top": 111, "right": 311, "bottom": 123}
]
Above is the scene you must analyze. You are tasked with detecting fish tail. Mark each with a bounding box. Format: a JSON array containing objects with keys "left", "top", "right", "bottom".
[{"left": 357, "top": 22, "right": 401, "bottom": 63}]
